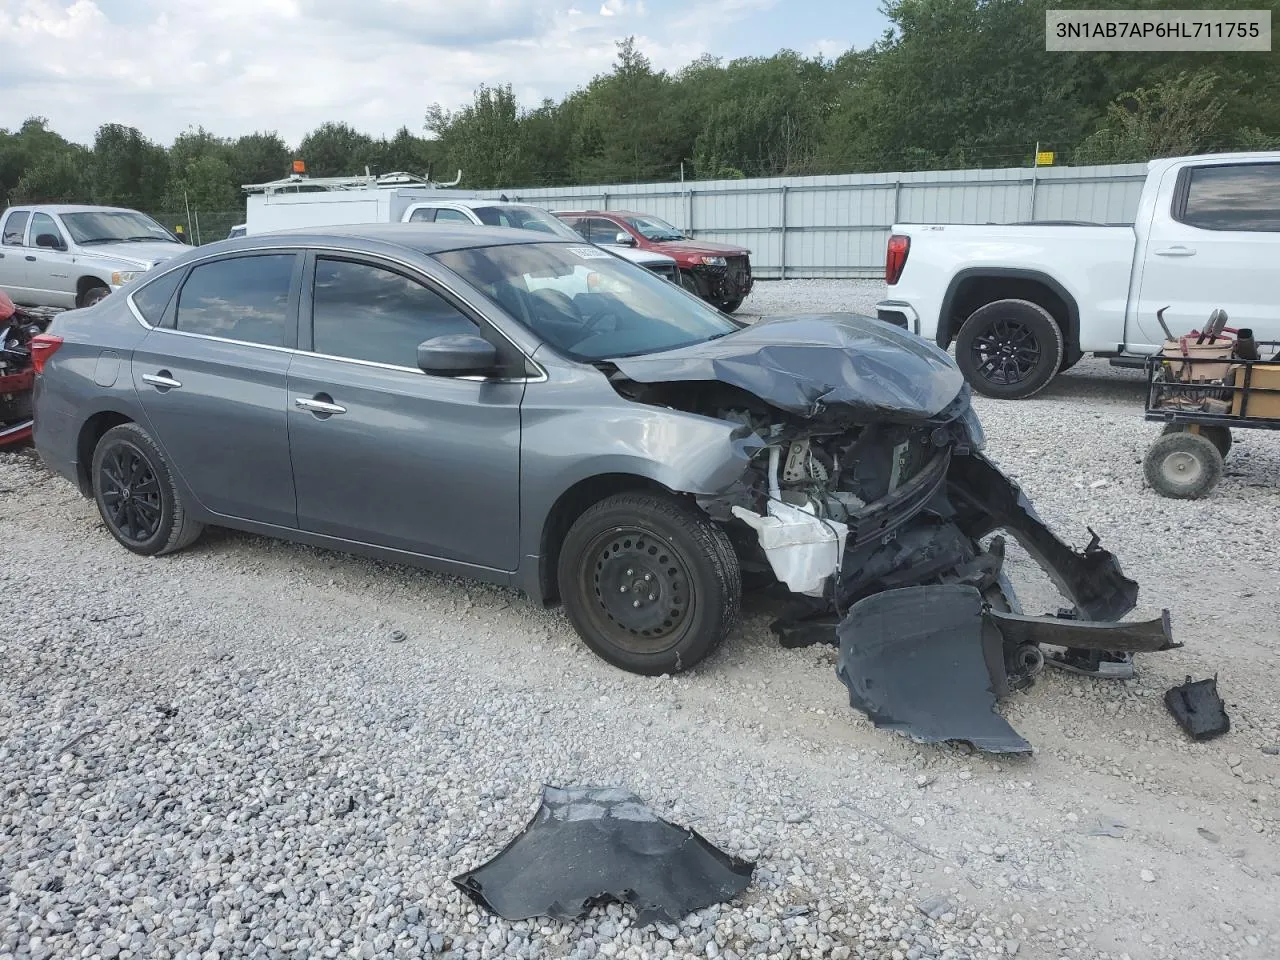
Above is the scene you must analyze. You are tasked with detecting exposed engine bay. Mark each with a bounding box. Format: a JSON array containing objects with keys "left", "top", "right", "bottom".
[{"left": 603, "top": 314, "right": 1176, "bottom": 753}]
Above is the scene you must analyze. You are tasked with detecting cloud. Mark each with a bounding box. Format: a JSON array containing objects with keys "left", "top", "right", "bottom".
[{"left": 0, "top": 0, "right": 800, "bottom": 146}]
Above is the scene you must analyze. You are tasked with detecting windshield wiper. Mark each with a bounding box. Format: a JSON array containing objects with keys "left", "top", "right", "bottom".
[
  {"left": 123, "top": 236, "right": 165, "bottom": 242},
  {"left": 75, "top": 238, "right": 116, "bottom": 245}
]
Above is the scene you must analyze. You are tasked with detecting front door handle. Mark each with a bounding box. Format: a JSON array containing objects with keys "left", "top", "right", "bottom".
[
  {"left": 1154, "top": 245, "right": 1196, "bottom": 257},
  {"left": 24, "top": 255, "right": 36, "bottom": 262},
  {"left": 295, "top": 395, "right": 347, "bottom": 416},
  {"left": 142, "top": 372, "right": 182, "bottom": 390}
]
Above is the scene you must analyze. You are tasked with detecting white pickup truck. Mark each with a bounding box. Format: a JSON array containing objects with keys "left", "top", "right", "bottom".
[
  {"left": 0, "top": 204, "right": 188, "bottom": 309},
  {"left": 876, "top": 151, "right": 1280, "bottom": 398}
]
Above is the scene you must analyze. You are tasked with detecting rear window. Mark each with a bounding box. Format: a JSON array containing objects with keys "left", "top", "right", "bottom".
[
  {"left": 174, "top": 254, "right": 295, "bottom": 346},
  {"left": 1177, "top": 163, "right": 1280, "bottom": 232},
  {"left": 2, "top": 212, "right": 29, "bottom": 246}
]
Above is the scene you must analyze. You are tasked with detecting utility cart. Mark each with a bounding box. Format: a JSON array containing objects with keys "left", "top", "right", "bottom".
[{"left": 1143, "top": 311, "right": 1280, "bottom": 499}]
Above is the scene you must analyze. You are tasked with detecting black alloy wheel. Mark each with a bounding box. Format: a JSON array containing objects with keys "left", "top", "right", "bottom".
[
  {"left": 91, "top": 422, "right": 204, "bottom": 555},
  {"left": 955, "top": 299, "right": 1064, "bottom": 400}
]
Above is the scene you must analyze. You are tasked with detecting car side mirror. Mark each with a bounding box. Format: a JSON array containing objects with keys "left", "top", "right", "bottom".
[
  {"left": 614, "top": 232, "right": 637, "bottom": 246},
  {"left": 36, "top": 233, "right": 65, "bottom": 251},
  {"left": 417, "top": 334, "right": 499, "bottom": 377}
]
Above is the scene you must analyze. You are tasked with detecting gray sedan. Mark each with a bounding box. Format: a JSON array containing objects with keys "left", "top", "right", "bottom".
[{"left": 31, "top": 224, "right": 1138, "bottom": 678}]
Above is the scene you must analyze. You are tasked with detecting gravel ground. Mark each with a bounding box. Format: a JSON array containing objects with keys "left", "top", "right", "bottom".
[{"left": 3, "top": 279, "right": 1279, "bottom": 960}]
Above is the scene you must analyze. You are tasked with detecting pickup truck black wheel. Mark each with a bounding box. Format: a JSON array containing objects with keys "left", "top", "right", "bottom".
[
  {"left": 1143, "top": 431, "right": 1224, "bottom": 499},
  {"left": 1162, "top": 422, "right": 1232, "bottom": 459},
  {"left": 78, "top": 283, "right": 110, "bottom": 308},
  {"left": 91, "top": 423, "right": 204, "bottom": 555},
  {"left": 717, "top": 297, "right": 745, "bottom": 313},
  {"left": 955, "top": 299, "right": 1064, "bottom": 400},
  {"left": 557, "top": 492, "right": 741, "bottom": 676}
]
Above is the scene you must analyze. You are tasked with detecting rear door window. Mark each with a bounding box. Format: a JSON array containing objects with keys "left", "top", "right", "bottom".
[
  {"left": 2, "top": 211, "right": 29, "bottom": 246},
  {"left": 1177, "top": 163, "right": 1280, "bottom": 232},
  {"left": 174, "top": 254, "right": 297, "bottom": 346},
  {"left": 310, "top": 257, "right": 480, "bottom": 367}
]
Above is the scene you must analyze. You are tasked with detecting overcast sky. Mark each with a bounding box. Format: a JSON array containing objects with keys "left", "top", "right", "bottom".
[{"left": 1, "top": 0, "right": 890, "bottom": 146}]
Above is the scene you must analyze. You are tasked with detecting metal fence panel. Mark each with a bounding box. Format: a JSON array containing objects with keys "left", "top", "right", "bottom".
[{"left": 502, "top": 162, "right": 1148, "bottom": 279}]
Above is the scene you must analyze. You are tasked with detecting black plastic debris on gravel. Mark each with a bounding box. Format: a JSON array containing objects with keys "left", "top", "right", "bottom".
[
  {"left": 835, "top": 584, "right": 1033, "bottom": 756},
  {"left": 1165, "top": 675, "right": 1231, "bottom": 741},
  {"left": 452, "top": 785, "right": 754, "bottom": 924}
]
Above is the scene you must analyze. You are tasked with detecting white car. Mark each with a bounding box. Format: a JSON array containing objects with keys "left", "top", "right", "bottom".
[
  {"left": 0, "top": 205, "right": 188, "bottom": 309},
  {"left": 876, "top": 151, "right": 1280, "bottom": 398},
  {"left": 400, "top": 199, "right": 682, "bottom": 284}
]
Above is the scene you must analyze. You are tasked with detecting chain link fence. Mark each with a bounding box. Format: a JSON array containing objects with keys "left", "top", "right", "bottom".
[{"left": 148, "top": 210, "right": 243, "bottom": 245}]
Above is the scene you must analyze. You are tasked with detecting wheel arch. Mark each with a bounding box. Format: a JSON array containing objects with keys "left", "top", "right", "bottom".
[
  {"left": 533, "top": 472, "right": 682, "bottom": 605},
  {"left": 75, "top": 410, "right": 135, "bottom": 496},
  {"left": 939, "top": 268, "right": 1081, "bottom": 363},
  {"left": 76, "top": 275, "right": 111, "bottom": 302}
]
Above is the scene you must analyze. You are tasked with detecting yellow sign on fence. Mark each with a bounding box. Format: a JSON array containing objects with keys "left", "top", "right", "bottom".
[{"left": 1035, "top": 150, "right": 1055, "bottom": 166}]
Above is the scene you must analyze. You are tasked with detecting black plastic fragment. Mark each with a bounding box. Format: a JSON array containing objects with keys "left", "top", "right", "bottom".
[
  {"left": 835, "top": 584, "right": 1032, "bottom": 755},
  {"left": 1164, "top": 676, "right": 1230, "bottom": 741},
  {"left": 451, "top": 786, "right": 754, "bottom": 924},
  {"left": 989, "top": 608, "right": 1179, "bottom": 653}
]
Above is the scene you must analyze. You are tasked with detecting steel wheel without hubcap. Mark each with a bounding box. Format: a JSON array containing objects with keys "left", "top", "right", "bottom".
[
  {"left": 585, "top": 526, "right": 693, "bottom": 653},
  {"left": 556, "top": 491, "right": 741, "bottom": 675},
  {"left": 97, "top": 442, "right": 163, "bottom": 545}
]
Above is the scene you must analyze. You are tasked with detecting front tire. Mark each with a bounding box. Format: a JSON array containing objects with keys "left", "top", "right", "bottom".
[
  {"left": 718, "top": 297, "right": 745, "bottom": 313},
  {"left": 91, "top": 423, "right": 204, "bottom": 555},
  {"left": 557, "top": 492, "right": 741, "bottom": 675},
  {"left": 955, "top": 299, "right": 1064, "bottom": 400},
  {"left": 78, "top": 284, "right": 110, "bottom": 308}
]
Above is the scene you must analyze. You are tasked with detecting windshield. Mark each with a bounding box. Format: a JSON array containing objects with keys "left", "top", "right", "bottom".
[
  {"left": 623, "top": 215, "right": 685, "bottom": 242},
  {"left": 434, "top": 242, "right": 739, "bottom": 361},
  {"left": 473, "top": 205, "right": 586, "bottom": 241},
  {"left": 61, "top": 210, "right": 178, "bottom": 245}
]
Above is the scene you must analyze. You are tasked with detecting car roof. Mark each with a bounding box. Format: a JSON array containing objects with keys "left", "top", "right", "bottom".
[
  {"left": 213, "top": 222, "right": 572, "bottom": 255},
  {"left": 415, "top": 199, "right": 541, "bottom": 210},
  {"left": 554, "top": 210, "right": 648, "bottom": 218},
  {"left": 3, "top": 204, "right": 146, "bottom": 216}
]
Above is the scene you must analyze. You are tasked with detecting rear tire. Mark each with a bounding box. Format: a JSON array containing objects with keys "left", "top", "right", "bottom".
[
  {"left": 557, "top": 492, "right": 740, "bottom": 675},
  {"left": 1143, "top": 431, "right": 1224, "bottom": 499},
  {"left": 955, "top": 299, "right": 1064, "bottom": 400},
  {"left": 91, "top": 423, "right": 204, "bottom": 555}
]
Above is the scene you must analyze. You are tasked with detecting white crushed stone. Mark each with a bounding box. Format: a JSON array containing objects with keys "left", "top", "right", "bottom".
[{"left": 3, "top": 280, "right": 1279, "bottom": 960}]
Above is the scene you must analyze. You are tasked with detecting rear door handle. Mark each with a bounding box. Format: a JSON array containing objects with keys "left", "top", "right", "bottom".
[
  {"left": 24, "top": 255, "right": 36, "bottom": 262},
  {"left": 1154, "top": 245, "right": 1196, "bottom": 257},
  {"left": 142, "top": 372, "right": 183, "bottom": 389},
  {"left": 295, "top": 396, "right": 347, "bottom": 416}
]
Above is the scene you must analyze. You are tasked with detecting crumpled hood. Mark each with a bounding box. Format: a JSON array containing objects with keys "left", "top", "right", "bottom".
[
  {"left": 610, "top": 314, "right": 966, "bottom": 420},
  {"left": 651, "top": 239, "right": 750, "bottom": 258}
]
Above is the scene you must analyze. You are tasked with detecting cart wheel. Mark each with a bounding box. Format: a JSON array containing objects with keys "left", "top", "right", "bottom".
[
  {"left": 1144, "top": 432, "right": 1224, "bottom": 499},
  {"left": 1161, "top": 423, "right": 1232, "bottom": 459}
]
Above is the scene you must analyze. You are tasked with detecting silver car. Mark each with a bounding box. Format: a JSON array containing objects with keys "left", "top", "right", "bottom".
[{"left": 31, "top": 224, "right": 1139, "bottom": 677}]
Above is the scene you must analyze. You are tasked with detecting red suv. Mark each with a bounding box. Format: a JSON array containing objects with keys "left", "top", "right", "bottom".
[{"left": 555, "top": 210, "right": 753, "bottom": 313}]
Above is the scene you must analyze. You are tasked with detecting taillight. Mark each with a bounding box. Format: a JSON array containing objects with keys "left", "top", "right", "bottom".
[
  {"left": 29, "top": 334, "right": 64, "bottom": 374},
  {"left": 885, "top": 234, "right": 910, "bottom": 285}
]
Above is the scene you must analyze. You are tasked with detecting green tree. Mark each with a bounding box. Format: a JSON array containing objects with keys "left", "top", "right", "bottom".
[
  {"left": 229, "top": 132, "right": 292, "bottom": 186},
  {"left": 298, "top": 122, "right": 377, "bottom": 177},
  {"left": 427, "top": 84, "right": 531, "bottom": 187},
  {"left": 90, "top": 123, "right": 170, "bottom": 209},
  {"left": 1074, "top": 70, "right": 1227, "bottom": 164}
]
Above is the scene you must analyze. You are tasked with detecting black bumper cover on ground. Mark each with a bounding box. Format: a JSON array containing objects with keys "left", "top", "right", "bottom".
[{"left": 452, "top": 786, "right": 755, "bottom": 924}]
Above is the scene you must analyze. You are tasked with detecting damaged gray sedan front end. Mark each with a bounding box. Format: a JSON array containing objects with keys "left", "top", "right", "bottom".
[{"left": 604, "top": 314, "right": 1173, "bottom": 751}]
